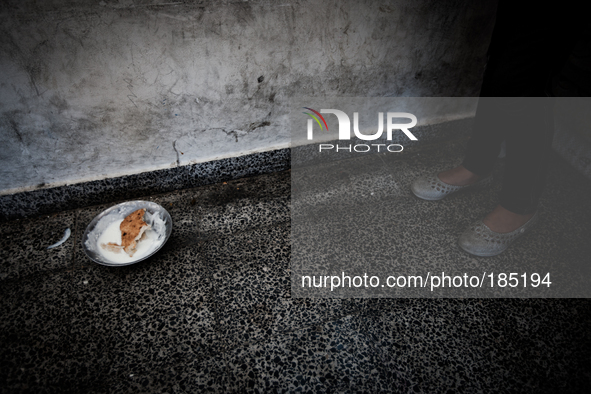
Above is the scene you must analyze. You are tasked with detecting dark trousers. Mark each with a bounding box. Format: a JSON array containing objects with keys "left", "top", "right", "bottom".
[{"left": 461, "top": 1, "right": 583, "bottom": 214}]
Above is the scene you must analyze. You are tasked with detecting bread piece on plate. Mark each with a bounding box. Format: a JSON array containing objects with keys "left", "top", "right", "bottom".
[
  {"left": 102, "top": 208, "right": 151, "bottom": 257},
  {"left": 120, "top": 208, "right": 150, "bottom": 256}
]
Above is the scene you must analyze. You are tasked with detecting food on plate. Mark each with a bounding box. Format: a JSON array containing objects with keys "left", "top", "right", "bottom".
[{"left": 100, "top": 208, "right": 151, "bottom": 257}]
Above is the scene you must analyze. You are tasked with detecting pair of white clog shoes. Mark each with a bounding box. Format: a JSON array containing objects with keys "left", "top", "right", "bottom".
[{"left": 411, "top": 173, "right": 538, "bottom": 257}]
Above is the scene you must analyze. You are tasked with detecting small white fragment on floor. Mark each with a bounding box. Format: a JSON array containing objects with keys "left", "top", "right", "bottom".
[
  {"left": 83, "top": 280, "right": 89, "bottom": 285},
  {"left": 47, "top": 228, "right": 71, "bottom": 249}
]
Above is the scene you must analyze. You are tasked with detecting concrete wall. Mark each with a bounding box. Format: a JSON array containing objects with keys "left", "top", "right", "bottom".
[{"left": 0, "top": 0, "right": 497, "bottom": 195}]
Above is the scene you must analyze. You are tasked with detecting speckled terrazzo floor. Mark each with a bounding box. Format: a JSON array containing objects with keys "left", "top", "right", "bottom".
[{"left": 1, "top": 141, "right": 591, "bottom": 393}]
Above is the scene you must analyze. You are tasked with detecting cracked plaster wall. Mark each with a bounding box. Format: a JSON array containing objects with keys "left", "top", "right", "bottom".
[{"left": 0, "top": 0, "right": 497, "bottom": 195}]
